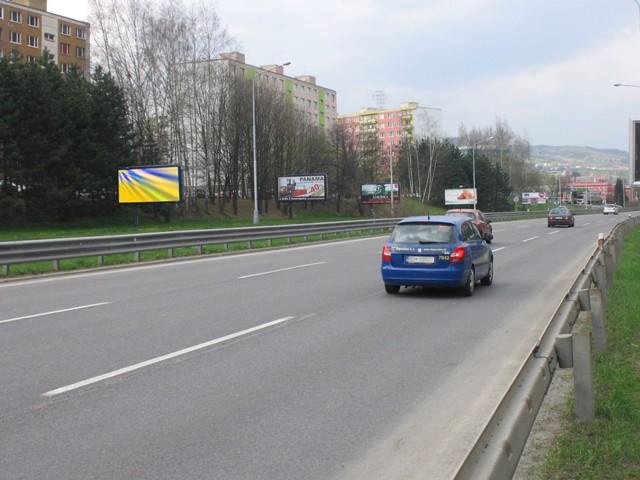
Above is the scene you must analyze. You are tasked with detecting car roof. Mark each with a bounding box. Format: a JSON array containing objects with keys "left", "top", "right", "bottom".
[
  {"left": 398, "top": 215, "right": 466, "bottom": 226},
  {"left": 445, "top": 208, "right": 478, "bottom": 213}
]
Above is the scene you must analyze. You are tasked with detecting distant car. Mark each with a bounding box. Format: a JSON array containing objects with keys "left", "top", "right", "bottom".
[
  {"left": 381, "top": 216, "right": 493, "bottom": 297},
  {"left": 445, "top": 208, "right": 494, "bottom": 243},
  {"left": 548, "top": 206, "right": 575, "bottom": 227},
  {"left": 602, "top": 204, "right": 619, "bottom": 215}
]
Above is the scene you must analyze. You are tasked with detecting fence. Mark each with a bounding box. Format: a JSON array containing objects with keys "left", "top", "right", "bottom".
[{"left": 453, "top": 213, "right": 640, "bottom": 479}]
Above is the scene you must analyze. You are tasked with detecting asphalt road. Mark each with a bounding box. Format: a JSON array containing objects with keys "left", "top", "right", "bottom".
[{"left": 0, "top": 213, "right": 628, "bottom": 480}]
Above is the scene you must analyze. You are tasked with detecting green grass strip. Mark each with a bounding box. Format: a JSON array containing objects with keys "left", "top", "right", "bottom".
[{"left": 541, "top": 226, "right": 640, "bottom": 479}]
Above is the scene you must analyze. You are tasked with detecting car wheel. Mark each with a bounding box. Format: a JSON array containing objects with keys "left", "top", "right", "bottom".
[
  {"left": 384, "top": 284, "right": 400, "bottom": 294},
  {"left": 461, "top": 267, "right": 475, "bottom": 297},
  {"left": 481, "top": 259, "right": 493, "bottom": 286}
]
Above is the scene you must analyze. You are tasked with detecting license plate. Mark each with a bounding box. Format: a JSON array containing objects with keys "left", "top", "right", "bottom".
[
  {"left": 406, "top": 255, "right": 435, "bottom": 265},
  {"left": 555, "top": 216, "right": 563, "bottom": 219}
]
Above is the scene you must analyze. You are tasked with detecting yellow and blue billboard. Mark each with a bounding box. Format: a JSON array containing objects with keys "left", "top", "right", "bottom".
[{"left": 118, "top": 165, "right": 183, "bottom": 204}]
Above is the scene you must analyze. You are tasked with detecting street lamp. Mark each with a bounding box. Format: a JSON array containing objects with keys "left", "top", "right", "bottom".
[
  {"left": 613, "top": 83, "right": 640, "bottom": 88},
  {"left": 471, "top": 136, "right": 494, "bottom": 206},
  {"left": 252, "top": 62, "right": 291, "bottom": 225}
]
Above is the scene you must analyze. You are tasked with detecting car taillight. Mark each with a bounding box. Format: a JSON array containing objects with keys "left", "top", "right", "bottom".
[
  {"left": 450, "top": 246, "right": 466, "bottom": 263},
  {"left": 382, "top": 245, "right": 392, "bottom": 263}
]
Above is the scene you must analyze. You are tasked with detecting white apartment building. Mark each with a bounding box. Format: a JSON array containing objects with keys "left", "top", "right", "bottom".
[{"left": 218, "top": 52, "right": 338, "bottom": 131}]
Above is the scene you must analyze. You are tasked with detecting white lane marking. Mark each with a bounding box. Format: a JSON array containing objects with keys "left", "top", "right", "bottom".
[
  {"left": 493, "top": 229, "right": 505, "bottom": 233},
  {"left": 491, "top": 247, "right": 506, "bottom": 253},
  {"left": 548, "top": 231, "right": 560, "bottom": 235},
  {"left": 0, "top": 236, "right": 385, "bottom": 289},
  {"left": 0, "top": 302, "right": 110, "bottom": 325},
  {"left": 238, "top": 262, "right": 326, "bottom": 279},
  {"left": 43, "top": 316, "right": 296, "bottom": 397},
  {"left": 584, "top": 222, "right": 592, "bottom": 226},
  {"left": 522, "top": 236, "right": 540, "bottom": 243}
]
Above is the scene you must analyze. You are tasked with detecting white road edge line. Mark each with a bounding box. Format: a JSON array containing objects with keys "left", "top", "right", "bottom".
[
  {"left": 43, "top": 316, "right": 296, "bottom": 397},
  {"left": 548, "top": 231, "right": 560, "bottom": 235},
  {"left": 493, "top": 229, "right": 505, "bottom": 233},
  {"left": 491, "top": 247, "right": 506, "bottom": 253},
  {"left": 238, "top": 262, "right": 327, "bottom": 279},
  {"left": 0, "top": 302, "right": 111, "bottom": 325},
  {"left": 522, "top": 236, "right": 540, "bottom": 243}
]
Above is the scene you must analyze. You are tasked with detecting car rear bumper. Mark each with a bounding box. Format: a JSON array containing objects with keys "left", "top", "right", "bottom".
[
  {"left": 548, "top": 219, "right": 573, "bottom": 226},
  {"left": 381, "top": 264, "right": 467, "bottom": 287}
]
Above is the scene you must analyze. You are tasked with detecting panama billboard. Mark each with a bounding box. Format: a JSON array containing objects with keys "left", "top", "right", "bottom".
[
  {"left": 277, "top": 175, "right": 327, "bottom": 201},
  {"left": 118, "top": 165, "right": 183, "bottom": 204},
  {"left": 360, "top": 183, "right": 400, "bottom": 204}
]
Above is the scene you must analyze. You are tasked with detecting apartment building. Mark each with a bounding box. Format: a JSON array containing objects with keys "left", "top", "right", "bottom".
[
  {"left": 0, "top": 0, "right": 89, "bottom": 73},
  {"left": 338, "top": 102, "right": 442, "bottom": 152},
  {"left": 218, "top": 52, "right": 338, "bottom": 131}
]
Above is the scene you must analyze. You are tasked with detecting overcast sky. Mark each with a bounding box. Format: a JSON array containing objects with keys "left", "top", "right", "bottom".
[{"left": 49, "top": 0, "right": 640, "bottom": 150}]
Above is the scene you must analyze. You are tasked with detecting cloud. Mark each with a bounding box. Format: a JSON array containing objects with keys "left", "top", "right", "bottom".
[{"left": 387, "top": 30, "right": 640, "bottom": 148}]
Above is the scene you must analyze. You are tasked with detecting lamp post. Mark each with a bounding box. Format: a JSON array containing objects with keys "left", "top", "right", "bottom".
[
  {"left": 471, "top": 136, "right": 494, "bottom": 206},
  {"left": 252, "top": 62, "right": 291, "bottom": 225},
  {"left": 389, "top": 148, "right": 394, "bottom": 217}
]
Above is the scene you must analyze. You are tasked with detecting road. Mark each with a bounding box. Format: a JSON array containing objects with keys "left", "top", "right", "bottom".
[{"left": 0, "top": 213, "right": 626, "bottom": 480}]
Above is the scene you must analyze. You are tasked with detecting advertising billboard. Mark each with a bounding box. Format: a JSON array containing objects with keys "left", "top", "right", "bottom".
[
  {"left": 118, "top": 165, "right": 183, "bottom": 204},
  {"left": 278, "top": 175, "right": 327, "bottom": 201},
  {"left": 631, "top": 120, "right": 640, "bottom": 185},
  {"left": 521, "top": 192, "right": 548, "bottom": 204},
  {"left": 445, "top": 188, "right": 477, "bottom": 205},
  {"left": 361, "top": 183, "right": 400, "bottom": 204}
]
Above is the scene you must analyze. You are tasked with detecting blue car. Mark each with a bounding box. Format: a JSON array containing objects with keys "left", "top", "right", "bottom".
[{"left": 381, "top": 216, "right": 493, "bottom": 296}]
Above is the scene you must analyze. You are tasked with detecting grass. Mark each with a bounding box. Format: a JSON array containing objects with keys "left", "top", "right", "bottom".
[
  {"left": 0, "top": 197, "right": 409, "bottom": 278},
  {"left": 540, "top": 226, "right": 640, "bottom": 479}
]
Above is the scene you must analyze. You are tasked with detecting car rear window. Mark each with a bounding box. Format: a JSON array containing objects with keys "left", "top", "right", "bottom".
[
  {"left": 446, "top": 211, "right": 475, "bottom": 219},
  {"left": 392, "top": 223, "right": 456, "bottom": 244},
  {"left": 550, "top": 208, "right": 568, "bottom": 215}
]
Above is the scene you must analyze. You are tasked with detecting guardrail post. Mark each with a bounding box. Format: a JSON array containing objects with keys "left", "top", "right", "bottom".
[
  {"left": 603, "top": 248, "right": 614, "bottom": 287},
  {"left": 97, "top": 255, "right": 104, "bottom": 266},
  {"left": 267, "top": 239, "right": 272, "bottom": 247},
  {"left": 303, "top": 235, "right": 308, "bottom": 242},
  {"left": 196, "top": 246, "right": 203, "bottom": 255},
  {"left": 248, "top": 241, "right": 252, "bottom": 249},
  {"left": 573, "top": 332, "right": 595, "bottom": 423},
  {"left": 224, "top": 243, "right": 228, "bottom": 251},
  {"left": 2, "top": 264, "right": 8, "bottom": 276},
  {"left": 167, "top": 249, "right": 173, "bottom": 259},
  {"left": 576, "top": 288, "right": 591, "bottom": 311},
  {"left": 134, "top": 252, "right": 140, "bottom": 262},
  {"left": 589, "top": 289, "right": 607, "bottom": 351},
  {"left": 556, "top": 334, "right": 573, "bottom": 368},
  {"left": 52, "top": 259, "right": 59, "bottom": 271}
]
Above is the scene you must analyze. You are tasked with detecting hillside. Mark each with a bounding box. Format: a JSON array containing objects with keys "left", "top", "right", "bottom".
[{"left": 531, "top": 145, "right": 628, "bottom": 171}]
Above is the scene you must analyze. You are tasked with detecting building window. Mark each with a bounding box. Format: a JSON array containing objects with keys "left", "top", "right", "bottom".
[
  {"left": 28, "top": 35, "right": 39, "bottom": 48},
  {"left": 27, "top": 55, "right": 37, "bottom": 64},
  {"left": 0, "top": 7, "right": 4, "bottom": 19},
  {"left": 60, "top": 43, "right": 71, "bottom": 55},
  {"left": 11, "top": 10, "right": 22, "bottom": 23},
  {"left": 45, "top": 32, "right": 55, "bottom": 41},
  {"left": 0, "top": 28, "right": 2, "bottom": 41},
  {"left": 10, "top": 31, "right": 22, "bottom": 45},
  {"left": 60, "top": 24, "right": 71, "bottom": 36},
  {"left": 76, "top": 28, "right": 86, "bottom": 40},
  {"left": 60, "top": 63, "right": 70, "bottom": 73},
  {"left": 76, "top": 47, "right": 85, "bottom": 58},
  {"left": 28, "top": 15, "right": 39, "bottom": 27}
]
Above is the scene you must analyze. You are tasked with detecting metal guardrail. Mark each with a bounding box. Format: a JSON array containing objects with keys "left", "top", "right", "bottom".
[
  {"left": 0, "top": 219, "right": 400, "bottom": 273},
  {"left": 453, "top": 213, "right": 640, "bottom": 479},
  {"left": 2, "top": 208, "right": 638, "bottom": 275}
]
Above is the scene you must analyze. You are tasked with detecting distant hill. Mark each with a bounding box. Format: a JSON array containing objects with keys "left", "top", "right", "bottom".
[{"left": 531, "top": 145, "right": 628, "bottom": 170}]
